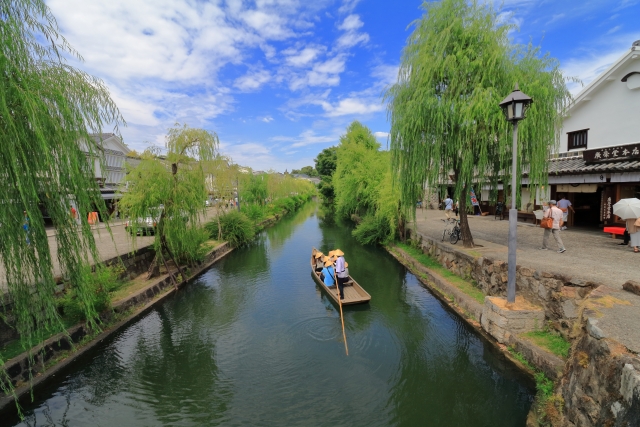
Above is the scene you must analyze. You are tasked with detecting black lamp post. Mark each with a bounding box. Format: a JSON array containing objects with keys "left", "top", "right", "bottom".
[{"left": 499, "top": 84, "right": 533, "bottom": 304}]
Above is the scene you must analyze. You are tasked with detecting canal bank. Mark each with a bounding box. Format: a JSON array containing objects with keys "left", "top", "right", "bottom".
[
  {"left": 0, "top": 200, "right": 310, "bottom": 415},
  {"left": 2, "top": 203, "right": 535, "bottom": 426}
]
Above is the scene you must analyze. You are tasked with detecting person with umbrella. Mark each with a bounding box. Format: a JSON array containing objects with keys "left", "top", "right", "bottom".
[{"left": 613, "top": 198, "right": 640, "bottom": 253}]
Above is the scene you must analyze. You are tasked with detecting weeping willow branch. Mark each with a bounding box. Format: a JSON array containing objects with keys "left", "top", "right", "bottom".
[
  {"left": 0, "top": 0, "right": 124, "bottom": 383},
  {"left": 385, "top": 0, "right": 573, "bottom": 248}
]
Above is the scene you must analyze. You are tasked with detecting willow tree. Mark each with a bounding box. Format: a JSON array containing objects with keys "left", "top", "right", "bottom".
[
  {"left": 118, "top": 124, "right": 218, "bottom": 283},
  {"left": 203, "top": 154, "right": 239, "bottom": 240},
  {"left": 0, "top": 0, "right": 122, "bottom": 372},
  {"left": 385, "top": 0, "right": 571, "bottom": 247}
]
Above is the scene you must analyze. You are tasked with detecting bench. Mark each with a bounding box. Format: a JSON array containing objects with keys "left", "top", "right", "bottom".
[
  {"left": 517, "top": 211, "right": 536, "bottom": 224},
  {"left": 603, "top": 226, "right": 625, "bottom": 239}
]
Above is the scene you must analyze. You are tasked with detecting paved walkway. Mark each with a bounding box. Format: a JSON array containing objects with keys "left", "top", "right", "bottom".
[
  {"left": 1, "top": 208, "right": 222, "bottom": 292},
  {"left": 415, "top": 209, "right": 637, "bottom": 289}
]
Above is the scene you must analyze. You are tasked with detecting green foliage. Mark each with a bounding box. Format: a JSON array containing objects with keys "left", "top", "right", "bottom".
[
  {"left": 60, "top": 265, "right": 125, "bottom": 323},
  {"left": 291, "top": 166, "right": 318, "bottom": 177},
  {"left": 0, "top": 0, "right": 124, "bottom": 371},
  {"left": 314, "top": 147, "right": 337, "bottom": 177},
  {"left": 523, "top": 330, "right": 571, "bottom": 358},
  {"left": 243, "top": 203, "right": 267, "bottom": 223},
  {"left": 396, "top": 243, "right": 485, "bottom": 304},
  {"left": 385, "top": 0, "right": 573, "bottom": 246},
  {"left": 351, "top": 215, "right": 391, "bottom": 245},
  {"left": 243, "top": 174, "right": 269, "bottom": 205},
  {"left": 315, "top": 147, "right": 337, "bottom": 201},
  {"left": 535, "top": 372, "right": 555, "bottom": 399},
  {"left": 206, "top": 211, "right": 255, "bottom": 248},
  {"left": 119, "top": 123, "right": 218, "bottom": 264},
  {"left": 331, "top": 122, "right": 404, "bottom": 245}
]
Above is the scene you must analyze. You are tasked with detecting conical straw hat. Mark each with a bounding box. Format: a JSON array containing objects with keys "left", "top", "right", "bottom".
[
  {"left": 324, "top": 259, "right": 334, "bottom": 267},
  {"left": 334, "top": 249, "right": 344, "bottom": 256},
  {"left": 314, "top": 252, "right": 324, "bottom": 258}
]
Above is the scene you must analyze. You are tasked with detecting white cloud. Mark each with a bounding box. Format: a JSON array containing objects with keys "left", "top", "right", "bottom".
[
  {"left": 283, "top": 46, "right": 325, "bottom": 67},
  {"left": 234, "top": 69, "right": 271, "bottom": 91},
  {"left": 261, "top": 116, "right": 274, "bottom": 123},
  {"left": 322, "top": 98, "right": 384, "bottom": 117},
  {"left": 289, "top": 130, "right": 339, "bottom": 147},
  {"left": 338, "top": 14, "right": 364, "bottom": 31},
  {"left": 606, "top": 25, "right": 622, "bottom": 35},
  {"left": 374, "top": 131, "right": 389, "bottom": 138}
]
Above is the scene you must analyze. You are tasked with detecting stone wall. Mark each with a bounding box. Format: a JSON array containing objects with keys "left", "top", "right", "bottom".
[
  {"left": 416, "top": 231, "right": 599, "bottom": 339},
  {"left": 0, "top": 245, "right": 156, "bottom": 348},
  {"left": 1, "top": 242, "right": 232, "bottom": 403}
]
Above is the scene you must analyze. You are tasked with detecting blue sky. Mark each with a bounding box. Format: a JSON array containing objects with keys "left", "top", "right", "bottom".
[{"left": 46, "top": 0, "right": 640, "bottom": 171}]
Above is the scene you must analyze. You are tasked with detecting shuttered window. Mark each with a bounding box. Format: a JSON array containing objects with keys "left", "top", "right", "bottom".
[{"left": 568, "top": 129, "right": 588, "bottom": 150}]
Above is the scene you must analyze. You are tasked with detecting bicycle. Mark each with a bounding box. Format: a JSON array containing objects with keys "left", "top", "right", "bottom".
[
  {"left": 441, "top": 218, "right": 457, "bottom": 242},
  {"left": 449, "top": 220, "right": 461, "bottom": 244}
]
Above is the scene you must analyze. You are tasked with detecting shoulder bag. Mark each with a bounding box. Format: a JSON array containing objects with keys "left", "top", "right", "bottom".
[{"left": 540, "top": 210, "right": 553, "bottom": 229}]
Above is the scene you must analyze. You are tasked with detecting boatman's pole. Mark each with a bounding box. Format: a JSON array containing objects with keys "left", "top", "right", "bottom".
[{"left": 334, "top": 268, "right": 349, "bottom": 356}]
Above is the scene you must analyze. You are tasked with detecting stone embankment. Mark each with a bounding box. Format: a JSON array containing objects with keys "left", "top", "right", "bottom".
[
  {"left": 0, "top": 242, "right": 232, "bottom": 413},
  {"left": 403, "top": 227, "right": 640, "bottom": 426}
]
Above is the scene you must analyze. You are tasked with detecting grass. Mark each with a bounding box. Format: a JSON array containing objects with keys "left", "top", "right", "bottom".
[
  {"left": 395, "top": 242, "right": 485, "bottom": 304},
  {"left": 522, "top": 330, "right": 571, "bottom": 359}
]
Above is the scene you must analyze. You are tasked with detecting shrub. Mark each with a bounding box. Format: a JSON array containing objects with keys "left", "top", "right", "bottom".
[
  {"left": 168, "top": 226, "right": 209, "bottom": 265},
  {"left": 206, "top": 211, "right": 255, "bottom": 247},
  {"left": 60, "top": 264, "right": 124, "bottom": 323},
  {"left": 352, "top": 214, "right": 392, "bottom": 245},
  {"left": 244, "top": 203, "right": 266, "bottom": 223}
]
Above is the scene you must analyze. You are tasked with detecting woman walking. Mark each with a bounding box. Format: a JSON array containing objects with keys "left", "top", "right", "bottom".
[{"left": 626, "top": 217, "right": 640, "bottom": 253}]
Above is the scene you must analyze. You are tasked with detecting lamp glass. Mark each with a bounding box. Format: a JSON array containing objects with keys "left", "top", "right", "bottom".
[{"left": 515, "top": 102, "right": 523, "bottom": 119}]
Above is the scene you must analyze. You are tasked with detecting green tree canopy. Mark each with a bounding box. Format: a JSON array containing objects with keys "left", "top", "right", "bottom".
[
  {"left": 0, "top": 0, "right": 123, "bottom": 362},
  {"left": 385, "top": 0, "right": 572, "bottom": 247},
  {"left": 119, "top": 124, "right": 218, "bottom": 281},
  {"left": 314, "top": 146, "right": 337, "bottom": 201}
]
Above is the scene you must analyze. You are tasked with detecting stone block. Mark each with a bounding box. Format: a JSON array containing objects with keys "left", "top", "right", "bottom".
[
  {"left": 481, "top": 296, "right": 545, "bottom": 344},
  {"left": 586, "top": 317, "right": 605, "bottom": 339},
  {"left": 621, "top": 364, "right": 640, "bottom": 404},
  {"left": 623, "top": 280, "right": 640, "bottom": 297},
  {"left": 519, "top": 267, "right": 534, "bottom": 277}
]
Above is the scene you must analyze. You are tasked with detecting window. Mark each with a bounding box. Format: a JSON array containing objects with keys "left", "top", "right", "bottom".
[{"left": 567, "top": 129, "right": 588, "bottom": 150}]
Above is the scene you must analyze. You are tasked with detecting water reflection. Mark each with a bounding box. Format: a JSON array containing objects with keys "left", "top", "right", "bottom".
[{"left": 6, "top": 202, "right": 534, "bottom": 427}]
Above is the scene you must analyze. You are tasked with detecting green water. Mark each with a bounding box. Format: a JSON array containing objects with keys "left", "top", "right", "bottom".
[{"left": 6, "top": 203, "right": 534, "bottom": 426}]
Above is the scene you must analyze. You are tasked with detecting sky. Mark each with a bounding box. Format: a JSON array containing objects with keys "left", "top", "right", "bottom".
[{"left": 46, "top": 0, "right": 640, "bottom": 172}]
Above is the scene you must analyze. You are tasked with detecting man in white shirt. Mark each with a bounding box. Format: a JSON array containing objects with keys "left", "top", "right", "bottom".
[
  {"left": 540, "top": 200, "right": 566, "bottom": 253},
  {"left": 557, "top": 195, "right": 574, "bottom": 230},
  {"left": 334, "top": 249, "right": 347, "bottom": 300},
  {"left": 443, "top": 196, "right": 453, "bottom": 219}
]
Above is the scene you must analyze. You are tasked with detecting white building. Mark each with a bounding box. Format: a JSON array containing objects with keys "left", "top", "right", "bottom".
[
  {"left": 80, "top": 133, "right": 130, "bottom": 208},
  {"left": 542, "top": 40, "right": 640, "bottom": 227}
]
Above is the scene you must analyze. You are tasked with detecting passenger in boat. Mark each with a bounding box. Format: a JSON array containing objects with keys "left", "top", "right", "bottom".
[
  {"left": 314, "top": 252, "right": 324, "bottom": 272},
  {"left": 334, "top": 249, "right": 347, "bottom": 300},
  {"left": 344, "top": 262, "right": 349, "bottom": 278},
  {"left": 320, "top": 258, "right": 335, "bottom": 287}
]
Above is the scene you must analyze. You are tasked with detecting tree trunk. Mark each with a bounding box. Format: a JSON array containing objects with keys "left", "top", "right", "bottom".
[
  {"left": 147, "top": 254, "right": 160, "bottom": 279},
  {"left": 459, "top": 183, "right": 475, "bottom": 248}
]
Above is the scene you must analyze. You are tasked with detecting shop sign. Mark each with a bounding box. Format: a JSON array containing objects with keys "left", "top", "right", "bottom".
[{"left": 584, "top": 143, "right": 640, "bottom": 163}]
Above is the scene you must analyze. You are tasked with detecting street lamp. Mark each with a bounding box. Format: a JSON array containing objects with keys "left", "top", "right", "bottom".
[{"left": 499, "top": 83, "right": 533, "bottom": 304}]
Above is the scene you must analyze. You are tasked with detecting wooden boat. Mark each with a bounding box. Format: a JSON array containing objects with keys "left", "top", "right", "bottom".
[{"left": 310, "top": 247, "right": 371, "bottom": 305}]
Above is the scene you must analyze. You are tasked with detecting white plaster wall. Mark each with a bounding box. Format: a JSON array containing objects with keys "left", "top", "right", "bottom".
[{"left": 561, "top": 58, "right": 640, "bottom": 153}]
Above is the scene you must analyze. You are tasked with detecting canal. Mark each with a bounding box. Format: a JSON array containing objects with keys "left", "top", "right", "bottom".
[{"left": 7, "top": 203, "right": 534, "bottom": 426}]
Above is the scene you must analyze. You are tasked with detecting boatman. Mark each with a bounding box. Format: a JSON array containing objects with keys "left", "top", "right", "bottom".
[
  {"left": 334, "top": 249, "right": 347, "bottom": 300},
  {"left": 320, "top": 258, "right": 335, "bottom": 287}
]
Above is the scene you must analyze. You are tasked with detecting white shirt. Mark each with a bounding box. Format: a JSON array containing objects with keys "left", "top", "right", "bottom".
[
  {"left": 336, "top": 256, "right": 348, "bottom": 278},
  {"left": 546, "top": 206, "right": 564, "bottom": 229},
  {"left": 444, "top": 198, "right": 453, "bottom": 210}
]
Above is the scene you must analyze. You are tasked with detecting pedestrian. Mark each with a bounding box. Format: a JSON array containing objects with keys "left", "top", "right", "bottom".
[
  {"left": 22, "top": 210, "right": 30, "bottom": 245},
  {"left": 443, "top": 195, "right": 453, "bottom": 219},
  {"left": 557, "top": 195, "right": 574, "bottom": 230},
  {"left": 625, "top": 217, "right": 640, "bottom": 253},
  {"left": 539, "top": 200, "right": 566, "bottom": 253},
  {"left": 334, "top": 249, "right": 347, "bottom": 300}
]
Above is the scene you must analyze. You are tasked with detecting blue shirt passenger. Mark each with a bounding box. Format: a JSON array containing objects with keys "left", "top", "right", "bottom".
[{"left": 321, "top": 265, "right": 335, "bottom": 286}]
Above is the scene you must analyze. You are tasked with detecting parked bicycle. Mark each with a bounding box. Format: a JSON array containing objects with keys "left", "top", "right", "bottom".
[
  {"left": 449, "top": 220, "right": 461, "bottom": 244},
  {"left": 441, "top": 218, "right": 461, "bottom": 244}
]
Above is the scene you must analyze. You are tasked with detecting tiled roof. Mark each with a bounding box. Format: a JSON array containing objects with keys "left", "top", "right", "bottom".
[{"left": 547, "top": 156, "right": 640, "bottom": 175}]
